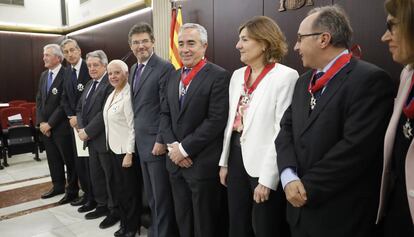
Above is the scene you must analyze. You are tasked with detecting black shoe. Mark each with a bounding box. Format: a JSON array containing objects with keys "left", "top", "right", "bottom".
[
  {"left": 99, "top": 214, "right": 119, "bottom": 229},
  {"left": 114, "top": 226, "right": 126, "bottom": 237},
  {"left": 33, "top": 157, "right": 41, "bottom": 161},
  {"left": 124, "top": 231, "right": 137, "bottom": 237},
  {"left": 78, "top": 201, "right": 97, "bottom": 213},
  {"left": 85, "top": 206, "right": 108, "bottom": 219},
  {"left": 41, "top": 188, "right": 64, "bottom": 199},
  {"left": 57, "top": 193, "right": 78, "bottom": 205},
  {"left": 71, "top": 196, "right": 87, "bottom": 206}
]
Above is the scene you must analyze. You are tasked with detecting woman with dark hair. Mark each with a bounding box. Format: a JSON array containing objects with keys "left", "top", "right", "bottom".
[
  {"left": 377, "top": 0, "right": 414, "bottom": 236},
  {"left": 219, "top": 16, "right": 298, "bottom": 237}
]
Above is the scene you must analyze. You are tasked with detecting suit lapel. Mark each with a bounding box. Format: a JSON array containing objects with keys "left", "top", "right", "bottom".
[
  {"left": 86, "top": 75, "right": 108, "bottom": 114},
  {"left": 136, "top": 64, "right": 153, "bottom": 95},
  {"left": 129, "top": 63, "right": 137, "bottom": 95},
  {"left": 46, "top": 67, "right": 64, "bottom": 99},
  {"left": 170, "top": 71, "right": 181, "bottom": 116}
]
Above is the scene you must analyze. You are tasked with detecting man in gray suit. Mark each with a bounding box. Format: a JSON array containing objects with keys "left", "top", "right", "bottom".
[
  {"left": 76, "top": 50, "right": 118, "bottom": 229},
  {"left": 128, "top": 23, "right": 178, "bottom": 237}
]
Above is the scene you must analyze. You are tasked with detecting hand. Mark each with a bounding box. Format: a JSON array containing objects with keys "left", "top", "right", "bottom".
[
  {"left": 167, "top": 143, "right": 186, "bottom": 165},
  {"left": 69, "top": 116, "right": 78, "bottom": 128},
  {"left": 219, "top": 167, "right": 228, "bottom": 187},
  {"left": 284, "top": 180, "right": 307, "bottom": 207},
  {"left": 152, "top": 142, "right": 167, "bottom": 156},
  {"left": 78, "top": 129, "right": 89, "bottom": 141},
  {"left": 39, "top": 122, "right": 51, "bottom": 135},
  {"left": 122, "top": 153, "right": 133, "bottom": 168},
  {"left": 253, "top": 183, "right": 271, "bottom": 204},
  {"left": 44, "top": 130, "right": 51, "bottom": 137},
  {"left": 177, "top": 158, "right": 193, "bottom": 168}
]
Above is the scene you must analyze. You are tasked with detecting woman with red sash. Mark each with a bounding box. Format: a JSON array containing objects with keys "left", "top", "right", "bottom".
[
  {"left": 377, "top": 0, "right": 414, "bottom": 236},
  {"left": 219, "top": 16, "right": 298, "bottom": 237}
]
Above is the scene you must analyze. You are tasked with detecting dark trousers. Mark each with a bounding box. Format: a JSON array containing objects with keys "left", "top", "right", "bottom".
[
  {"left": 169, "top": 172, "right": 222, "bottom": 237},
  {"left": 71, "top": 132, "right": 93, "bottom": 202},
  {"left": 88, "top": 148, "right": 114, "bottom": 210},
  {"left": 110, "top": 152, "right": 141, "bottom": 232},
  {"left": 141, "top": 159, "right": 178, "bottom": 237},
  {"left": 42, "top": 133, "right": 78, "bottom": 194},
  {"left": 227, "top": 132, "right": 289, "bottom": 237}
]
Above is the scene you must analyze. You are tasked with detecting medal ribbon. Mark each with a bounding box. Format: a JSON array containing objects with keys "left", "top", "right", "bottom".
[
  {"left": 402, "top": 73, "right": 414, "bottom": 119},
  {"left": 308, "top": 53, "right": 352, "bottom": 94},
  {"left": 244, "top": 63, "right": 276, "bottom": 95},
  {"left": 181, "top": 58, "right": 207, "bottom": 87}
]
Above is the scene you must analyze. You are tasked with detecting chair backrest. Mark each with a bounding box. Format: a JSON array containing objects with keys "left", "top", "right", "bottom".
[
  {"left": 31, "top": 106, "right": 37, "bottom": 127},
  {"left": 0, "top": 107, "right": 31, "bottom": 129},
  {"left": 20, "top": 103, "right": 36, "bottom": 126},
  {"left": 8, "top": 100, "right": 27, "bottom": 107},
  {"left": 19, "top": 102, "right": 36, "bottom": 110}
]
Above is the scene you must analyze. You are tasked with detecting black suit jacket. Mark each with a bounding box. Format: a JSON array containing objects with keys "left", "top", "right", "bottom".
[
  {"left": 36, "top": 66, "right": 71, "bottom": 135},
  {"left": 61, "top": 59, "right": 91, "bottom": 117},
  {"left": 275, "top": 58, "right": 395, "bottom": 236},
  {"left": 129, "top": 54, "right": 174, "bottom": 162},
  {"left": 160, "top": 62, "right": 230, "bottom": 179},
  {"left": 76, "top": 74, "right": 113, "bottom": 153}
]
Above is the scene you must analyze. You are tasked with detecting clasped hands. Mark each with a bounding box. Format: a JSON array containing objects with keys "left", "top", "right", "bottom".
[
  {"left": 284, "top": 180, "right": 307, "bottom": 207},
  {"left": 77, "top": 128, "right": 89, "bottom": 141},
  {"left": 167, "top": 143, "right": 193, "bottom": 168},
  {"left": 39, "top": 122, "right": 51, "bottom": 137}
]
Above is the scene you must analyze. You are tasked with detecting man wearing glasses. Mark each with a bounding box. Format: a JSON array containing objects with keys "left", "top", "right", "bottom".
[{"left": 275, "top": 5, "right": 395, "bottom": 237}]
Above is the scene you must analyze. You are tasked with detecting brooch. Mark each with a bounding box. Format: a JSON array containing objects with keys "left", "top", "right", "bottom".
[
  {"left": 77, "top": 83, "right": 84, "bottom": 92},
  {"left": 51, "top": 88, "right": 58, "bottom": 95}
]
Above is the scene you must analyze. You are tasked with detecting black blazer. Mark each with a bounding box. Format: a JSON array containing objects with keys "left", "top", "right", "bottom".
[
  {"left": 36, "top": 66, "right": 71, "bottom": 135},
  {"left": 76, "top": 74, "right": 113, "bottom": 153},
  {"left": 275, "top": 58, "right": 395, "bottom": 236},
  {"left": 61, "top": 59, "right": 91, "bottom": 117},
  {"left": 128, "top": 54, "right": 174, "bottom": 162},
  {"left": 160, "top": 62, "right": 230, "bottom": 179}
]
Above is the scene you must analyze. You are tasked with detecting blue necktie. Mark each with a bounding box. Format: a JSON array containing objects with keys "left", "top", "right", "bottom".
[
  {"left": 72, "top": 68, "right": 77, "bottom": 82},
  {"left": 179, "top": 68, "right": 191, "bottom": 109},
  {"left": 46, "top": 71, "right": 53, "bottom": 93},
  {"left": 312, "top": 72, "right": 325, "bottom": 99},
  {"left": 133, "top": 64, "right": 145, "bottom": 94}
]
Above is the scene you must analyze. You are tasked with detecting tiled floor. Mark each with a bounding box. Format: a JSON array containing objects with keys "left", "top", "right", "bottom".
[{"left": 0, "top": 153, "right": 147, "bottom": 237}]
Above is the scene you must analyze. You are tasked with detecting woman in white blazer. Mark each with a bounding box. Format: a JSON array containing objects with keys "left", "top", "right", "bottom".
[
  {"left": 103, "top": 60, "right": 140, "bottom": 237},
  {"left": 377, "top": 0, "right": 414, "bottom": 236},
  {"left": 219, "top": 16, "right": 298, "bottom": 237}
]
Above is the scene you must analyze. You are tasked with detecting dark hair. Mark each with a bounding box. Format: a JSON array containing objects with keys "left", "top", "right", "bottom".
[
  {"left": 239, "top": 16, "right": 287, "bottom": 63},
  {"left": 128, "top": 22, "right": 155, "bottom": 44}
]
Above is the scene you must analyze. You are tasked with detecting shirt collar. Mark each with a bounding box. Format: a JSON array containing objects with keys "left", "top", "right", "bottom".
[
  {"left": 49, "top": 64, "right": 62, "bottom": 76},
  {"left": 72, "top": 58, "right": 82, "bottom": 72},
  {"left": 137, "top": 52, "right": 153, "bottom": 66},
  {"left": 320, "top": 49, "right": 349, "bottom": 73}
]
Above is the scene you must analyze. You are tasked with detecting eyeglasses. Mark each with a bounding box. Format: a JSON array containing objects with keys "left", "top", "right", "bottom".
[
  {"left": 386, "top": 20, "right": 398, "bottom": 35},
  {"left": 296, "top": 32, "right": 323, "bottom": 43},
  {"left": 130, "top": 39, "right": 151, "bottom": 46}
]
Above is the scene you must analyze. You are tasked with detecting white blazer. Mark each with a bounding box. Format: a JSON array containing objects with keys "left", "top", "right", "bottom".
[
  {"left": 219, "top": 63, "right": 298, "bottom": 190},
  {"left": 103, "top": 83, "right": 135, "bottom": 155},
  {"left": 377, "top": 66, "right": 414, "bottom": 224}
]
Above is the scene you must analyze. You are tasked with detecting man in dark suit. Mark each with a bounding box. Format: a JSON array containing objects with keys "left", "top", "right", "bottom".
[
  {"left": 76, "top": 50, "right": 118, "bottom": 229},
  {"left": 275, "top": 5, "right": 395, "bottom": 237},
  {"left": 127, "top": 23, "right": 177, "bottom": 237},
  {"left": 160, "top": 23, "right": 230, "bottom": 237},
  {"left": 60, "top": 39, "right": 95, "bottom": 209},
  {"left": 36, "top": 44, "right": 78, "bottom": 204}
]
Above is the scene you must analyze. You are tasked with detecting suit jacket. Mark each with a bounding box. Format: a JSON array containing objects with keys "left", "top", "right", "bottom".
[
  {"left": 219, "top": 64, "right": 298, "bottom": 190},
  {"left": 36, "top": 65, "right": 71, "bottom": 135},
  {"left": 160, "top": 62, "right": 231, "bottom": 179},
  {"left": 275, "top": 58, "right": 395, "bottom": 236},
  {"left": 129, "top": 54, "right": 174, "bottom": 162},
  {"left": 76, "top": 74, "right": 113, "bottom": 153},
  {"left": 103, "top": 83, "right": 135, "bottom": 155},
  {"left": 377, "top": 66, "right": 414, "bottom": 224},
  {"left": 61, "top": 59, "right": 91, "bottom": 117}
]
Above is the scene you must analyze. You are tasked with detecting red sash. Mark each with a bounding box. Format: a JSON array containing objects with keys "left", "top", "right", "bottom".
[
  {"left": 308, "top": 53, "right": 352, "bottom": 94},
  {"left": 244, "top": 63, "right": 276, "bottom": 94},
  {"left": 403, "top": 73, "right": 414, "bottom": 119},
  {"left": 181, "top": 58, "right": 207, "bottom": 87}
]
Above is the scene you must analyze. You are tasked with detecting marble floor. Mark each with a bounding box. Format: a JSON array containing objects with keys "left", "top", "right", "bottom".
[{"left": 0, "top": 152, "right": 147, "bottom": 237}]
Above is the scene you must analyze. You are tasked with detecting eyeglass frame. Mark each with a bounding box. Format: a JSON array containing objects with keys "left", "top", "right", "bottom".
[
  {"left": 296, "top": 32, "right": 324, "bottom": 43},
  {"left": 130, "top": 39, "right": 152, "bottom": 46},
  {"left": 386, "top": 20, "right": 399, "bottom": 35}
]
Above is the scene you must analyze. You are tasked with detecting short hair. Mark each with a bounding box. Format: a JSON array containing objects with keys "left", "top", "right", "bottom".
[
  {"left": 239, "top": 16, "right": 288, "bottom": 63},
  {"left": 60, "top": 38, "right": 80, "bottom": 50},
  {"left": 128, "top": 22, "right": 154, "bottom": 44},
  {"left": 43, "top": 44, "right": 64, "bottom": 62},
  {"left": 308, "top": 5, "right": 353, "bottom": 49},
  {"left": 385, "top": 0, "right": 414, "bottom": 66},
  {"left": 86, "top": 50, "right": 108, "bottom": 66},
  {"left": 179, "top": 23, "right": 208, "bottom": 44},
  {"left": 108, "top": 60, "right": 129, "bottom": 74}
]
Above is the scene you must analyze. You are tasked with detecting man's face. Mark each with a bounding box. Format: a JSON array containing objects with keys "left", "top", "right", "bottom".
[
  {"left": 62, "top": 42, "right": 81, "bottom": 66},
  {"left": 129, "top": 33, "right": 154, "bottom": 63},
  {"left": 86, "top": 57, "right": 106, "bottom": 80},
  {"left": 178, "top": 28, "right": 207, "bottom": 68},
  {"left": 43, "top": 48, "right": 60, "bottom": 69}
]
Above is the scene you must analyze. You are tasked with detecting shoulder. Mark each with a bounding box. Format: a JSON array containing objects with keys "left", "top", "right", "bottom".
[
  {"left": 150, "top": 54, "right": 174, "bottom": 70},
  {"left": 271, "top": 63, "right": 299, "bottom": 81},
  {"left": 207, "top": 62, "right": 230, "bottom": 78}
]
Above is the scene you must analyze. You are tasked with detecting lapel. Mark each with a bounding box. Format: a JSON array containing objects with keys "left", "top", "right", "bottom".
[
  {"left": 79, "top": 60, "right": 91, "bottom": 85},
  {"left": 170, "top": 70, "right": 181, "bottom": 117},
  {"left": 300, "top": 58, "right": 357, "bottom": 136},
  {"left": 46, "top": 67, "right": 64, "bottom": 100},
  {"left": 129, "top": 63, "right": 136, "bottom": 95},
  {"left": 135, "top": 55, "right": 157, "bottom": 96},
  {"left": 109, "top": 84, "right": 129, "bottom": 109},
  {"left": 86, "top": 74, "right": 108, "bottom": 114},
  {"left": 179, "top": 63, "right": 211, "bottom": 117},
  {"left": 228, "top": 73, "right": 244, "bottom": 129}
]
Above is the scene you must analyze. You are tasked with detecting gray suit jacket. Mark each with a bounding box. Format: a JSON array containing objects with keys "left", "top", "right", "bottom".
[{"left": 129, "top": 54, "right": 174, "bottom": 162}]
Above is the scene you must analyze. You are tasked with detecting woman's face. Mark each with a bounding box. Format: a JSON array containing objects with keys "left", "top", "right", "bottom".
[
  {"left": 382, "top": 14, "right": 412, "bottom": 65},
  {"left": 107, "top": 64, "right": 127, "bottom": 89},
  {"left": 236, "top": 28, "right": 265, "bottom": 66}
]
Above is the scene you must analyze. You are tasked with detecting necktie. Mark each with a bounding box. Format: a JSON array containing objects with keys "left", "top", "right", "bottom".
[
  {"left": 312, "top": 72, "right": 325, "bottom": 99},
  {"left": 72, "top": 68, "right": 77, "bottom": 82},
  {"left": 179, "top": 68, "right": 191, "bottom": 109},
  {"left": 133, "top": 64, "right": 145, "bottom": 94},
  {"left": 84, "top": 81, "right": 98, "bottom": 114},
  {"left": 46, "top": 71, "right": 53, "bottom": 93}
]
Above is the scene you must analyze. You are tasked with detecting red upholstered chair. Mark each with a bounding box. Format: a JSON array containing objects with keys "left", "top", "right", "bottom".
[{"left": 8, "top": 100, "right": 27, "bottom": 107}]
